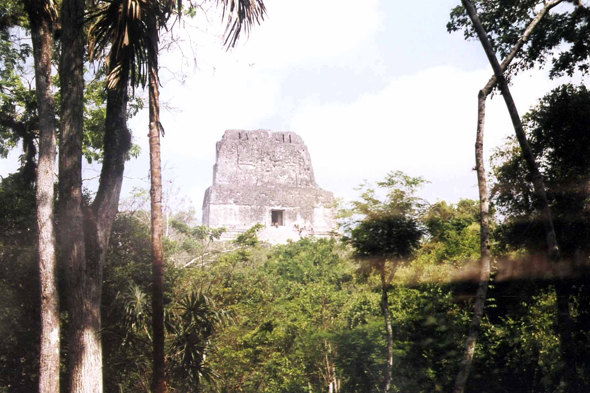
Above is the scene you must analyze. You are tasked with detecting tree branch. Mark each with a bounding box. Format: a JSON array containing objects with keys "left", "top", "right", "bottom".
[
  {"left": 0, "top": 115, "right": 29, "bottom": 137},
  {"left": 482, "top": 0, "right": 564, "bottom": 95}
]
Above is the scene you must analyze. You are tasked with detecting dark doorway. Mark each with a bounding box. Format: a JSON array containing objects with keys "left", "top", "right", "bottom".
[{"left": 271, "top": 210, "right": 284, "bottom": 226}]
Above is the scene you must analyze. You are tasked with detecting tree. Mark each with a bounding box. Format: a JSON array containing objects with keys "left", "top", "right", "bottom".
[
  {"left": 58, "top": 0, "right": 137, "bottom": 389},
  {"left": 447, "top": 1, "right": 565, "bottom": 390},
  {"left": 491, "top": 85, "right": 590, "bottom": 387},
  {"left": 234, "top": 223, "right": 264, "bottom": 248},
  {"left": 88, "top": 1, "right": 266, "bottom": 390},
  {"left": 342, "top": 171, "right": 426, "bottom": 393},
  {"left": 168, "top": 291, "right": 227, "bottom": 392},
  {"left": 422, "top": 199, "right": 481, "bottom": 264},
  {"left": 0, "top": 0, "right": 37, "bottom": 184},
  {"left": 449, "top": 0, "right": 590, "bottom": 80},
  {"left": 447, "top": 0, "right": 562, "bottom": 393},
  {"left": 451, "top": 1, "right": 586, "bottom": 390},
  {"left": 57, "top": 0, "right": 94, "bottom": 391},
  {"left": 20, "top": 1, "right": 60, "bottom": 391},
  {"left": 144, "top": 2, "right": 266, "bottom": 390},
  {"left": 0, "top": 1, "right": 140, "bottom": 389}
]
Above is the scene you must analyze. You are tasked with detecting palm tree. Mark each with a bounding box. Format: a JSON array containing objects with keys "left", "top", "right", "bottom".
[
  {"left": 89, "top": 1, "right": 266, "bottom": 391},
  {"left": 168, "top": 292, "right": 227, "bottom": 391}
]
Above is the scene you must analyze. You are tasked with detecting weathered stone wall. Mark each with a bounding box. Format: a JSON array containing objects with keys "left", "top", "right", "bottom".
[
  {"left": 212, "top": 129, "right": 316, "bottom": 187},
  {"left": 202, "top": 129, "right": 336, "bottom": 243}
]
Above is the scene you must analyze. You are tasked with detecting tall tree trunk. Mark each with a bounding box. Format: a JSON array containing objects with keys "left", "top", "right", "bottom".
[
  {"left": 81, "top": 82, "right": 131, "bottom": 393},
  {"left": 453, "top": 3, "right": 563, "bottom": 391},
  {"left": 380, "top": 265, "right": 393, "bottom": 393},
  {"left": 25, "top": 1, "right": 59, "bottom": 391},
  {"left": 60, "top": 1, "right": 133, "bottom": 391},
  {"left": 453, "top": 90, "right": 491, "bottom": 393},
  {"left": 462, "top": 1, "right": 580, "bottom": 390},
  {"left": 58, "top": 0, "right": 100, "bottom": 391},
  {"left": 148, "top": 11, "right": 167, "bottom": 393}
]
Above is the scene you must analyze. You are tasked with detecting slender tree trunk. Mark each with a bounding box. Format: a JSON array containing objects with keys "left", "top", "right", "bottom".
[
  {"left": 148, "top": 11, "right": 167, "bottom": 393},
  {"left": 322, "top": 339, "right": 340, "bottom": 393},
  {"left": 380, "top": 266, "right": 393, "bottom": 393},
  {"left": 462, "top": 1, "right": 580, "bottom": 390},
  {"left": 25, "top": 1, "right": 59, "bottom": 391},
  {"left": 453, "top": 91, "right": 492, "bottom": 393},
  {"left": 452, "top": 3, "right": 563, "bottom": 390}
]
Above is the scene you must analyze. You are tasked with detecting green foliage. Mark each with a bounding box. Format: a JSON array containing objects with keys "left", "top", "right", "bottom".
[
  {"left": 167, "top": 217, "right": 228, "bottom": 268},
  {"left": 424, "top": 199, "right": 479, "bottom": 243},
  {"left": 420, "top": 199, "right": 482, "bottom": 265},
  {"left": 491, "top": 84, "right": 590, "bottom": 256},
  {"left": 81, "top": 70, "right": 109, "bottom": 163},
  {"left": 347, "top": 215, "right": 423, "bottom": 261},
  {"left": 234, "top": 223, "right": 264, "bottom": 248},
  {"left": 101, "top": 212, "right": 233, "bottom": 392},
  {"left": 0, "top": 171, "right": 580, "bottom": 392},
  {"left": 341, "top": 171, "right": 427, "bottom": 280},
  {"left": 0, "top": 16, "right": 35, "bottom": 165},
  {"left": 469, "top": 289, "right": 563, "bottom": 392},
  {"left": 175, "top": 237, "right": 467, "bottom": 392},
  {"left": 102, "top": 215, "right": 154, "bottom": 392},
  {"left": 341, "top": 171, "right": 428, "bottom": 225},
  {"left": 0, "top": 10, "right": 143, "bottom": 168},
  {"left": 171, "top": 219, "right": 226, "bottom": 243},
  {"left": 447, "top": 0, "right": 590, "bottom": 79},
  {"left": 489, "top": 85, "right": 590, "bottom": 390},
  {"left": 168, "top": 292, "right": 227, "bottom": 391},
  {"left": 0, "top": 175, "right": 39, "bottom": 391},
  {"left": 203, "top": 239, "right": 360, "bottom": 392},
  {"left": 79, "top": 68, "right": 143, "bottom": 163},
  {"left": 87, "top": 0, "right": 151, "bottom": 90}
]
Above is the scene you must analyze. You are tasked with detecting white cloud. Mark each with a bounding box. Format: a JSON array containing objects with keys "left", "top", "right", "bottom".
[
  {"left": 78, "top": 0, "right": 385, "bottom": 212},
  {"left": 290, "top": 66, "right": 566, "bottom": 204},
  {"left": 2, "top": 0, "right": 575, "bottom": 220},
  {"left": 237, "top": 0, "right": 383, "bottom": 68}
]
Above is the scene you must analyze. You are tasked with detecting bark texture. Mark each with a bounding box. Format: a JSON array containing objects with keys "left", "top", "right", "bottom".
[
  {"left": 461, "top": 1, "right": 580, "bottom": 390},
  {"left": 148, "top": 11, "right": 167, "bottom": 392},
  {"left": 58, "top": 0, "right": 95, "bottom": 391},
  {"left": 59, "top": 2, "right": 133, "bottom": 391},
  {"left": 453, "top": 3, "right": 563, "bottom": 391},
  {"left": 25, "top": 1, "right": 59, "bottom": 391},
  {"left": 453, "top": 91, "right": 491, "bottom": 393}
]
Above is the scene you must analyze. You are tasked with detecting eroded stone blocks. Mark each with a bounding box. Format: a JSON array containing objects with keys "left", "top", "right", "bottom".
[{"left": 202, "top": 130, "right": 336, "bottom": 243}]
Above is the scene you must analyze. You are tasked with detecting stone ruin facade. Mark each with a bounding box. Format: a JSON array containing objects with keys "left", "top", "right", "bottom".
[{"left": 202, "top": 129, "right": 336, "bottom": 243}]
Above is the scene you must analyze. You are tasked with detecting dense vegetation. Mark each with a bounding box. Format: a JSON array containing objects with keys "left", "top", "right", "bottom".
[
  {"left": 2, "top": 0, "right": 590, "bottom": 391},
  {"left": 2, "top": 158, "right": 589, "bottom": 392}
]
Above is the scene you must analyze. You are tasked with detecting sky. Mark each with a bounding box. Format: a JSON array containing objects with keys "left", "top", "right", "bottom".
[{"left": 0, "top": 0, "right": 578, "bottom": 221}]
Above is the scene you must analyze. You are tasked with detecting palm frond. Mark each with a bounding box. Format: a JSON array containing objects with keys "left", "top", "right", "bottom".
[
  {"left": 218, "top": 0, "right": 267, "bottom": 48},
  {"left": 87, "top": 0, "right": 157, "bottom": 90}
]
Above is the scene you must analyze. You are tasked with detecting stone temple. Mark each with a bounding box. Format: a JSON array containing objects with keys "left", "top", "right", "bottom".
[{"left": 202, "top": 129, "right": 336, "bottom": 243}]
